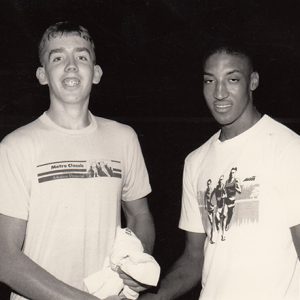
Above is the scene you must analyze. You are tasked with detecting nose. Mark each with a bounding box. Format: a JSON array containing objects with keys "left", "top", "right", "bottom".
[
  {"left": 214, "top": 82, "right": 228, "bottom": 100},
  {"left": 65, "top": 57, "right": 78, "bottom": 73}
]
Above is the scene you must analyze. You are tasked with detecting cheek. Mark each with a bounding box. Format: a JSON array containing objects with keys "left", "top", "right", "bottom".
[
  {"left": 203, "top": 87, "right": 212, "bottom": 99},
  {"left": 231, "top": 84, "right": 248, "bottom": 96},
  {"left": 203, "top": 91, "right": 214, "bottom": 108}
]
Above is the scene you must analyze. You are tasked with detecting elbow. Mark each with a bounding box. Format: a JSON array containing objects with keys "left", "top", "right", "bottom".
[
  {"left": 0, "top": 247, "right": 22, "bottom": 286},
  {"left": 0, "top": 258, "right": 10, "bottom": 285}
]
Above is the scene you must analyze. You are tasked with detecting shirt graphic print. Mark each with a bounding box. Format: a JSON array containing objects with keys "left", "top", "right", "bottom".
[
  {"left": 37, "top": 160, "right": 122, "bottom": 183},
  {"left": 197, "top": 166, "right": 259, "bottom": 244}
]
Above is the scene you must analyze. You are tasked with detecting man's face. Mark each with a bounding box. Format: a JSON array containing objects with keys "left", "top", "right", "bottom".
[
  {"left": 36, "top": 34, "right": 102, "bottom": 106},
  {"left": 203, "top": 52, "right": 259, "bottom": 127},
  {"left": 231, "top": 169, "right": 236, "bottom": 178}
]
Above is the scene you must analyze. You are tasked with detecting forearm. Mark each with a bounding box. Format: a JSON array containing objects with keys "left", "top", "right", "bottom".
[
  {"left": 143, "top": 232, "right": 206, "bottom": 300},
  {"left": 156, "top": 253, "right": 203, "bottom": 300},
  {"left": 1, "top": 250, "right": 98, "bottom": 300},
  {"left": 291, "top": 224, "right": 300, "bottom": 259},
  {"left": 127, "top": 211, "right": 155, "bottom": 254},
  {"left": 123, "top": 197, "right": 155, "bottom": 254}
]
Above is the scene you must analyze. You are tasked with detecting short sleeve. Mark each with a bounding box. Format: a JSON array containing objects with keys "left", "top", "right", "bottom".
[
  {"left": 179, "top": 156, "right": 204, "bottom": 233},
  {"left": 121, "top": 129, "right": 151, "bottom": 201},
  {"left": 0, "top": 141, "right": 30, "bottom": 220},
  {"left": 280, "top": 139, "right": 300, "bottom": 227}
]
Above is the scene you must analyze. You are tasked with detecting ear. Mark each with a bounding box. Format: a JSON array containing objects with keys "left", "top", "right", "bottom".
[
  {"left": 250, "top": 71, "right": 259, "bottom": 91},
  {"left": 93, "top": 65, "right": 103, "bottom": 84},
  {"left": 36, "top": 67, "right": 48, "bottom": 85}
]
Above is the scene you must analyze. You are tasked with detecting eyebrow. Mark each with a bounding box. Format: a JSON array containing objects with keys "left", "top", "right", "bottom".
[
  {"left": 74, "top": 47, "right": 92, "bottom": 56},
  {"left": 48, "top": 48, "right": 64, "bottom": 61},
  {"left": 227, "top": 70, "right": 241, "bottom": 75},
  {"left": 203, "top": 69, "right": 241, "bottom": 76},
  {"left": 48, "top": 47, "right": 92, "bottom": 61}
]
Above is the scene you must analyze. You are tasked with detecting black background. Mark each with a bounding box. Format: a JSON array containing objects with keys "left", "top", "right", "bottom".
[{"left": 0, "top": 1, "right": 300, "bottom": 299}]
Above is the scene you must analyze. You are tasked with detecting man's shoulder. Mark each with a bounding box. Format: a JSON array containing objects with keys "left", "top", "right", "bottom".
[
  {"left": 1, "top": 116, "right": 43, "bottom": 146},
  {"left": 262, "top": 115, "right": 300, "bottom": 142},
  {"left": 185, "top": 131, "right": 219, "bottom": 164},
  {"left": 93, "top": 115, "right": 136, "bottom": 136}
]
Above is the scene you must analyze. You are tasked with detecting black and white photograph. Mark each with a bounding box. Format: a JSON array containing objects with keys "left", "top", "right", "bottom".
[{"left": 0, "top": 1, "right": 300, "bottom": 299}]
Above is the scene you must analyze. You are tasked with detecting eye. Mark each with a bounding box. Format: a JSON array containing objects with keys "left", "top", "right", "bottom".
[
  {"left": 52, "top": 56, "right": 62, "bottom": 62},
  {"left": 203, "top": 78, "right": 214, "bottom": 84},
  {"left": 203, "top": 76, "right": 214, "bottom": 84},
  {"left": 229, "top": 78, "right": 240, "bottom": 83},
  {"left": 77, "top": 55, "right": 89, "bottom": 61}
]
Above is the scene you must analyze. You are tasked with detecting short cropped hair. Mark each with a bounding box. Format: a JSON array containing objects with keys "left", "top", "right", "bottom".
[
  {"left": 202, "top": 41, "right": 256, "bottom": 72},
  {"left": 38, "top": 21, "right": 96, "bottom": 64}
]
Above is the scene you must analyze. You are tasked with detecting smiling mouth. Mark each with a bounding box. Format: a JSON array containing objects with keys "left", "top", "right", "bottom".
[
  {"left": 214, "top": 103, "right": 232, "bottom": 112},
  {"left": 63, "top": 78, "right": 80, "bottom": 87}
]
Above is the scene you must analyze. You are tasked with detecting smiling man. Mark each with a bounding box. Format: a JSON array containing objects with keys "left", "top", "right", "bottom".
[
  {"left": 0, "top": 21, "right": 155, "bottom": 300},
  {"left": 140, "top": 43, "right": 300, "bottom": 300}
]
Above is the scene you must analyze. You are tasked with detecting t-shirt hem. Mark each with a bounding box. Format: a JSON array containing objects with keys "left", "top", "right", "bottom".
[
  {"left": 122, "top": 187, "right": 152, "bottom": 202},
  {"left": 178, "top": 224, "right": 204, "bottom": 233},
  {"left": 0, "top": 209, "right": 28, "bottom": 221},
  {"left": 288, "top": 220, "right": 300, "bottom": 228}
]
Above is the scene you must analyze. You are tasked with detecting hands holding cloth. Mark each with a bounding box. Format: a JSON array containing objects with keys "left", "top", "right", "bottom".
[{"left": 84, "top": 227, "right": 160, "bottom": 299}]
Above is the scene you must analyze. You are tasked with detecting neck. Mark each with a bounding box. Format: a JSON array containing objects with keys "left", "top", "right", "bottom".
[
  {"left": 220, "top": 108, "right": 262, "bottom": 142},
  {"left": 46, "top": 104, "right": 90, "bottom": 130}
]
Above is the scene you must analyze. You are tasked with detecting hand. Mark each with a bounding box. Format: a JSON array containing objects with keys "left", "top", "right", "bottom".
[
  {"left": 118, "top": 269, "right": 150, "bottom": 293},
  {"left": 138, "top": 293, "right": 162, "bottom": 300}
]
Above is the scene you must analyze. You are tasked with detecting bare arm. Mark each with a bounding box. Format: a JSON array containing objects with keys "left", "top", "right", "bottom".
[
  {"left": 235, "top": 179, "right": 242, "bottom": 193},
  {"left": 0, "top": 214, "right": 100, "bottom": 300},
  {"left": 122, "top": 197, "right": 155, "bottom": 254},
  {"left": 140, "top": 231, "right": 206, "bottom": 300},
  {"left": 118, "top": 197, "right": 155, "bottom": 293},
  {"left": 290, "top": 223, "right": 300, "bottom": 259}
]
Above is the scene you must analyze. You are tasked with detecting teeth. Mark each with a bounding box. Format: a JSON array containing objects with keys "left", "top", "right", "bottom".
[
  {"left": 63, "top": 78, "right": 80, "bottom": 87},
  {"left": 216, "top": 105, "right": 231, "bottom": 108}
]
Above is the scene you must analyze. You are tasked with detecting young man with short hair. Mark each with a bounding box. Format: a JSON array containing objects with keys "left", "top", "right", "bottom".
[
  {"left": 140, "top": 44, "right": 300, "bottom": 300},
  {"left": 0, "top": 21, "right": 155, "bottom": 300}
]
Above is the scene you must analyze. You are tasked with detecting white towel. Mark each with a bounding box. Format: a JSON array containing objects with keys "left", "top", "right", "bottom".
[
  {"left": 83, "top": 260, "right": 123, "bottom": 299},
  {"left": 84, "top": 227, "right": 160, "bottom": 299}
]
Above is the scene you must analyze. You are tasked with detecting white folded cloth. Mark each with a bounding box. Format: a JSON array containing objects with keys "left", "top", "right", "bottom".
[{"left": 84, "top": 227, "right": 160, "bottom": 299}]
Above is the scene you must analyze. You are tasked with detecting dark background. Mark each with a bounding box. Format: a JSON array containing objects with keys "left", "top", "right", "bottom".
[{"left": 0, "top": 0, "right": 300, "bottom": 299}]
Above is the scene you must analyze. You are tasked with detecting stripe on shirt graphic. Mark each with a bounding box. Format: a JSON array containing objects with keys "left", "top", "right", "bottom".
[{"left": 37, "top": 160, "right": 122, "bottom": 183}]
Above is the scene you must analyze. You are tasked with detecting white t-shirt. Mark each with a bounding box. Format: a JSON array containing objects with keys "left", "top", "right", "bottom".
[
  {"left": 179, "top": 115, "right": 300, "bottom": 300},
  {"left": 0, "top": 112, "right": 151, "bottom": 300}
]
